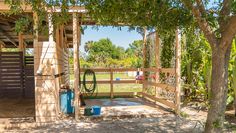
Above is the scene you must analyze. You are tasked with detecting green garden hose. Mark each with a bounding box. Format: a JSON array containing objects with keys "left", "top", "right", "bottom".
[{"left": 82, "top": 69, "right": 97, "bottom": 97}]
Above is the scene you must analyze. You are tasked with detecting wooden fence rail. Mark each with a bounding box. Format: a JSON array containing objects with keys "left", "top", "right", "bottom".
[
  {"left": 80, "top": 68, "right": 141, "bottom": 99},
  {"left": 142, "top": 67, "right": 176, "bottom": 110},
  {"left": 79, "top": 67, "right": 177, "bottom": 111}
]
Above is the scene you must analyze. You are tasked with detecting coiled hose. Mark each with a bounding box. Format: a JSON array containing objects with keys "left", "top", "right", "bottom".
[{"left": 82, "top": 69, "right": 97, "bottom": 97}]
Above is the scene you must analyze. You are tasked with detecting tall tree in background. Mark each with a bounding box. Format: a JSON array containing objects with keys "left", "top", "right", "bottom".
[
  {"left": 126, "top": 40, "right": 143, "bottom": 67},
  {"left": 84, "top": 38, "right": 125, "bottom": 66}
]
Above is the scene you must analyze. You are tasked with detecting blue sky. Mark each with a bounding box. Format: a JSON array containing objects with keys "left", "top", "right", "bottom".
[{"left": 80, "top": 26, "right": 143, "bottom": 53}]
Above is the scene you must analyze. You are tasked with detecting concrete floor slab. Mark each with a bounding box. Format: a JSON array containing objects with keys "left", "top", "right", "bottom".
[{"left": 80, "top": 98, "right": 172, "bottom": 119}]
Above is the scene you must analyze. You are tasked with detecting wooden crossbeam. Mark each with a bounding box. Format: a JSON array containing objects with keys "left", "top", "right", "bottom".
[
  {"left": 0, "top": 28, "right": 18, "bottom": 47},
  {"left": 0, "top": 2, "right": 86, "bottom": 13}
]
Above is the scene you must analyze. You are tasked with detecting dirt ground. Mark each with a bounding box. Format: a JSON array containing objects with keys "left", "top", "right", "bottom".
[
  {"left": 0, "top": 98, "right": 35, "bottom": 118},
  {"left": 0, "top": 99, "right": 236, "bottom": 133},
  {"left": 1, "top": 114, "right": 204, "bottom": 133}
]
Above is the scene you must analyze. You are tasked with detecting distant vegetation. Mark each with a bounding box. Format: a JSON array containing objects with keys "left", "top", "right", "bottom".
[{"left": 70, "top": 38, "right": 143, "bottom": 68}]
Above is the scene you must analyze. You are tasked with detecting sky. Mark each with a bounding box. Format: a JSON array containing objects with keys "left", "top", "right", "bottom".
[{"left": 80, "top": 26, "right": 143, "bottom": 53}]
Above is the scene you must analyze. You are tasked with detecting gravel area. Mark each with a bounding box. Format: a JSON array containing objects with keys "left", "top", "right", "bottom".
[{"left": 1, "top": 114, "right": 204, "bottom": 133}]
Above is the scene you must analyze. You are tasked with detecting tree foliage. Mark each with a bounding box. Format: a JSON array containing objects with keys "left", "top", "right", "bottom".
[{"left": 82, "top": 38, "right": 143, "bottom": 68}]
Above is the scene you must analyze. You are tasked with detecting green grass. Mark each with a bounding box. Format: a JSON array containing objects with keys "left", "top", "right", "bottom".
[
  {"left": 70, "top": 73, "right": 142, "bottom": 93},
  {"left": 95, "top": 84, "right": 142, "bottom": 92},
  {"left": 70, "top": 72, "right": 134, "bottom": 80}
]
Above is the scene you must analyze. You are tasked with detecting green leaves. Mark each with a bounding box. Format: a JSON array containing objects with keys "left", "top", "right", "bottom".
[
  {"left": 15, "top": 17, "right": 32, "bottom": 33},
  {"left": 82, "top": 0, "right": 192, "bottom": 31},
  {"left": 160, "top": 32, "right": 175, "bottom": 68}
]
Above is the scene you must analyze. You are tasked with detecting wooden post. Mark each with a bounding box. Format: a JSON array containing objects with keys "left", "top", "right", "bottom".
[
  {"left": 142, "top": 28, "right": 147, "bottom": 96},
  {"left": 73, "top": 12, "right": 80, "bottom": 120},
  {"left": 175, "top": 28, "right": 181, "bottom": 115},
  {"left": 0, "top": 43, "right": 2, "bottom": 52},
  {"left": 48, "top": 13, "right": 54, "bottom": 43},
  {"left": 18, "top": 32, "right": 25, "bottom": 56},
  {"left": 155, "top": 31, "right": 160, "bottom": 99},
  {"left": 33, "top": 12, "right": 39, "bottom": 122},
  {"left": 49, "top": 13, "right": 60, "bottom": 117},
  {"left": 110, "top": 68, "right": 114, "bottom": 99},
  {"left": 18, "top": 32, "right": 23, "bottom": 51},
  {"left": 59, "top": 25, "right": 64, "bottom": 49},
  {"left": 56, "top": 27, "right": 63, "bottom": 84}
]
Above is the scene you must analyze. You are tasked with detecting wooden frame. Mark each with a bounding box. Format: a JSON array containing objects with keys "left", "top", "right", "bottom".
[
  {"left": 175, "top": 28, "right": 181, "bottom": 115},
  {"left": 0, "top": 1, "right": 182, "bottom": 121},
  {"left": 73, "top": 12, "right": 80, "bottom": 120}
]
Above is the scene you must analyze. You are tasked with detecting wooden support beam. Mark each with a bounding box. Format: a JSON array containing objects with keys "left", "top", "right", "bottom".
[
  {"left": 0, "top": 28, "right": 18, "bottom": 48},
  {"left": 48, "top": 13, "right": 60, "bottom": 118},
  {"left": 0, "top": 2, "right": 86, "bottom": 13},
  {"left": 59, "top": 25, "right": 64, "bottom": 49},
  {"left": 175, "top": 28, "right": 181, "bottom": 115},
  {"left": 33, "top": 12, "right": 39, "bottom": 122},
  {"left": 155, "top": 31, "right": 160, "bottom": 100},
  {"left": 73, "top": 12, "right": 80, "bottom": 120},
  {"left": 142, "top": 28, "right": 147, "bottom": 96},
  {"left": 48, "top": 13, "right": 54, "bottom": 43},
  {"left": 110, "top": 68, "right": 114, "bottom": 99},
  {"left": 33, "top": 12, "right": 38, "bottom": 49},
  {"left": 18, "top": 33, "right": 23, "bottom": 51},
  {"left": 56, "top": 26, "right": 63, "bottom": 84},
  {"left": 18, "top": 32, "right": 26, "bottom": 57}
]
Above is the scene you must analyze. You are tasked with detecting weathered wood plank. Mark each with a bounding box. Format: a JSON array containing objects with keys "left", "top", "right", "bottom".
[
  {"left": 141, "top": 92, "right": 175, "bottom": 109},
  {"left": 175, "top": 28, "right": 181, "bottom": 115}
]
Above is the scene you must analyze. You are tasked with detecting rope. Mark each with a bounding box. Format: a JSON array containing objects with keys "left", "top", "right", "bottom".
[{"left": 82, "top": 69, "right": 97, "bottom": 97}]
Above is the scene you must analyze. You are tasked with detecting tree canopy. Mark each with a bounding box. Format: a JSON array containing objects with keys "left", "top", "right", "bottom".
[{"left": 83, "top": 38, "right": 143, "bottom": 67}]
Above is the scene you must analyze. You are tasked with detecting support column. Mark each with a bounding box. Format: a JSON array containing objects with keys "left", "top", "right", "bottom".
[
  {"left": 142, "top": 28, "right": 147, "bottom": 96},
  {"left": 155, "top": 31, "right": 160, "bottom": 99},
  {"left": 0, "top": 43, "right": 2, "bottom": 52},
  {"left": 73, "top": 12, "right": 80, "bottom": 120},
  {"left": 175, "top": 28, "right": 181, "bottom": 115},
  {"left": 56, "top": 26, "right": 63, "bottom": 83},
  {"left": 33, "top": 12, "right": 39, "bottom": 122},
  {"left": 110, "top": 68, "right": 114, "bottom": 99},
  {"left": 18, "top": 32, "right": 24, "bottom": 54}
]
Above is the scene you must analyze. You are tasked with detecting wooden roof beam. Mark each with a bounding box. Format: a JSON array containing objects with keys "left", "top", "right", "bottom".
[
  {"left": 0, "top": 27, "right": 18, "bottom": 47},
  {"left": 0, "top": 2, "right": 86, "bottom": 13},
  {"left": 0, "top": 40, "right": 6, "bottom": 47}
]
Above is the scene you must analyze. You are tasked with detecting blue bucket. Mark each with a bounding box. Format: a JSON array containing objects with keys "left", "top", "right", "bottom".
[
  {"left": 60, "top": 90, "right": 74, "bottom": 114},
  {"left": 92, "top": 106, "right": 101, "bottom": 116}
]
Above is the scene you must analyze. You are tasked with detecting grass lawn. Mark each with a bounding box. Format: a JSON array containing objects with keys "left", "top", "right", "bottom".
[
  {"left": 70, "top": 72, "right": 142, "bottom": 93},
  {"left": 95, "top": 84, "right": 142, "bottom": 93},
  {"left": 70, "top": 72, "right": 134, "bottom": 80}
]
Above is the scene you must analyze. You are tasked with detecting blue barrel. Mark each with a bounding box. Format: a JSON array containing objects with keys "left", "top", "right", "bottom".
[
  {"left": 60, "top": 90, "right": 74, "bottom": 114},
  {"left": 92, "top": 106, "right": 101, "bottom": 115}
]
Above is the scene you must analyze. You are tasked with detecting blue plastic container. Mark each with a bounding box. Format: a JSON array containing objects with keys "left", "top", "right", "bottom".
[
  {"left": 60, "top": 90, "right": 74, "bottom": 114},
  {"left": 116, "top": 77, "right": 121, "bottom": 81},
  {"left": 92, "top": 106, "right": 101, "bottom": 115}
]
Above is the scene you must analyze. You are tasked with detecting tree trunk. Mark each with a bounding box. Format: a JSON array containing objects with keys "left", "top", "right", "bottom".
[
  {"left": 205, "top": 44, "right": 231, "bottom": 133},
  {"left": 234, "top": 98, "right": 236, "bottom": 117}
]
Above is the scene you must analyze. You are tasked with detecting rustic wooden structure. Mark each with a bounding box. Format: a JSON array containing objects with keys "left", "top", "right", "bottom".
[{"left": 0, "top": 1, "right": 181, "bottom": 122}]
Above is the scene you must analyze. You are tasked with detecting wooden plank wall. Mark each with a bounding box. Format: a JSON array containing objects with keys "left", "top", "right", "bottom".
[
  {"left": 63, "top": 49, "right": 70, "bottom": 85},
  {"left": 57, "top": 47, "right": 69, "bottom": 85},
  {"left": 24, "top": 56, "right": 35, "bottom": 98},
  {"left": 34, "top": 42, "right": 58, "bottom": 122},
  {"left": 0, "top": 52, "right": 24, "bottom": 98}
]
